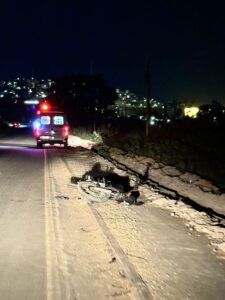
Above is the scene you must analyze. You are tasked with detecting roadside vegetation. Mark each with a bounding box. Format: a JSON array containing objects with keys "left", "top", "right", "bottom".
[
  {"left": 75, "top": 117, "right": 225, "bottom": 191},
  {"left": 71, "top": 127, "right": 103, "bottom": 144}
]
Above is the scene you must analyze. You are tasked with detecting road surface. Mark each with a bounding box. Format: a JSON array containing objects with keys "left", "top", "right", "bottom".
[
  {"left": 0, "top": 129, "right": 135, "bottom": 300},
  {"left": 0, "top": 128, "right": 225, "bottom": 300}
]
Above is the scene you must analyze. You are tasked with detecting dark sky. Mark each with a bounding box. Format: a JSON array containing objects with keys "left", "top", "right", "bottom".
[{"left": 0, "top": 0, "right": 225, "bottom": 104}]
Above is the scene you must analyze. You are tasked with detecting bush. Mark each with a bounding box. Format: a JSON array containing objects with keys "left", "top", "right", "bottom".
[{"left": 71, "top": 127, "right": 103, "bottom": 144}]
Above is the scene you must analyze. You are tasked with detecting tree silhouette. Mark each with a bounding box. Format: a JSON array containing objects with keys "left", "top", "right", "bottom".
[
  {"left": 198, "top": 100, "right": 225, "bottom": 124},
  {"left": 48, "top": 74, "right": 117, "bottom": 127}
]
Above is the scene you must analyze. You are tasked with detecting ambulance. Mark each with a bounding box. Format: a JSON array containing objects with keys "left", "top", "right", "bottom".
[{"left": 33, "top": 102, "right": 69, "bottom": 148}]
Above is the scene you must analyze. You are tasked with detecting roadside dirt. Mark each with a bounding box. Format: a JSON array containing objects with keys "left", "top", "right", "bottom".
[
  {"left": 55, "top": 148, "right": 225, "bottom": 300},
  {"left": 95, "top": 190, "right": 225, "bottom": 299},
  {"left": 46, "top": 150, "right": 136, "bottom": 300},
  {"left": 141, "top": 186, "right": 225, "bottom": 258}
]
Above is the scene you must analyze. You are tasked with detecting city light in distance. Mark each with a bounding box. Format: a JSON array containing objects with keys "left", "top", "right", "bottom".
[{"left": 184, "top": 107, "right": 199, "bottom": 118}]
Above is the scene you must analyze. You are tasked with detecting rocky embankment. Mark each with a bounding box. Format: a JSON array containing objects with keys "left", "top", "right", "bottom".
[{"left": 93, "top": 145, "right": 225, "bottom": 219}]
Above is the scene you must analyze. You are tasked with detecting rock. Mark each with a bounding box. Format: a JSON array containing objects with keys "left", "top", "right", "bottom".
[
  {"left": 136, "top": 156, "right": 155, "bottom": 166},
  {"left": 159, "top": 163, "right": 165, "bottom": 168},
  {"left": 216, "top": 242, "right": 225, "bottom": 254},
  {"left": 195, "top": 219, "right": 208, "bottom": 226},
  {"left": 109, "top": 147, "right": 125, "bottom": 156},
  {"left": 151, "top": 163, "right": 161, "bottom": 169},
  {"left": 93, "top": 144, "right": 110, "bottom": 152},
  {"left": 157, "top": 187, "right": 177, "bottom": 198},
  {"left": 110, "top": 153, "right": 125, "bottom": 163},
  {"left": 194, "top": 178, "right": 220, "bottom": 194},
  {"left": 134, "top": 163, "right": 150, "bottom": 176},
  {"left": 161, "top": 166, "right": 182, "bottom": 177},
  {"left": 179, "top": 172, "right": 200, "bottom": 183}
]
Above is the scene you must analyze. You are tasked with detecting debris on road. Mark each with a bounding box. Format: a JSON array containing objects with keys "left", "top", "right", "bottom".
[
  {"left": 115, "top": 191, "right": 141, "bottom": 205},
  {"left": 69, "top": 135, "right": 96, "bottom": 150}
]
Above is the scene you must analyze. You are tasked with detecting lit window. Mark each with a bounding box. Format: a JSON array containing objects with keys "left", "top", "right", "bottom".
[
  {"left": 53, "top": 116, "right": 64, "bottom": 125},
  {"left": 41, "top": 116, "right": 50, "bottom": 125}
]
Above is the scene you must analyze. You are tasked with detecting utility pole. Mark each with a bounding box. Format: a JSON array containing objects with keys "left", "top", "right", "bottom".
[{"left": 145, "top": 61, "right": 151, "bottom": 137}]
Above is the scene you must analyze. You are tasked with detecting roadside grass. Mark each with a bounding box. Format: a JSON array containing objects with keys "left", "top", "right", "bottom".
[{"left": 71, "top": 127, "right": 103, "bottom": 144}]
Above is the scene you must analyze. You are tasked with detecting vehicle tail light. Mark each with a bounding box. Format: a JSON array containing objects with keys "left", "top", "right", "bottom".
[
  {"left": 33, "top": 127, "right": 42, "bottom": 137},
  {"left": 62, "top": 125, "right": 69, "bottom": 138},
  {"left": 33, "top": 121, "right": 42, "bottom": 137},
  {"left": 13, "top": 122, "right": 20, "bottom": 128}
]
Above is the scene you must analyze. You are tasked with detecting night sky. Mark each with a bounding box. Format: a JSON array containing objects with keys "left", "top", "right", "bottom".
[{"left": 0, "top": 0, "right": 225, "bottom": 104}]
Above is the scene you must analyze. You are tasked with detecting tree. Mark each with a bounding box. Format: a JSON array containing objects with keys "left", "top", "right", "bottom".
[
  {"left": 48, "top": 74, "right": 117, "bottom": 127},
  {"left": 198, "top": 100, "right": 225, "bottom": 124}
]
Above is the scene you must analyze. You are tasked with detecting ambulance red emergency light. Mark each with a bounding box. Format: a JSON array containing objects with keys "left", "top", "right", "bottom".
[{"left": 33, "top": 101, "right": 69, "bottom": 148}]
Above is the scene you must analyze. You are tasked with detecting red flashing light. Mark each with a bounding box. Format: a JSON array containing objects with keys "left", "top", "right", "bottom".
[{"left": 40, "top": 102, "right": 51, "bottom": 112}]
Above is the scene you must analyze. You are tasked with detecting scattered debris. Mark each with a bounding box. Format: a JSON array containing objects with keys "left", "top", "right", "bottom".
[
  {"left": 109, "top": 257, "right": 117, "bottom": 263},
  {"left": 119, "top": 270, "right": 126, "bottom": 278},
  {"left": 69, "top": 135, "right": 96, "bottom": 150},
  {"left": 116, "top": 190, "right": 141, "bottom": 205},
  {"left": 55, "top": 195, "right": 69, "bottom": 200}
]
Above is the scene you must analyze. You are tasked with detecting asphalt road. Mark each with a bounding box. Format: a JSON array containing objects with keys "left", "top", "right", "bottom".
[
  {"left": 0, "top": 128, "right": 136, "bottom": 300},
  {"left": 0, "top": 129, "right": 46, "bottom": 299}
]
